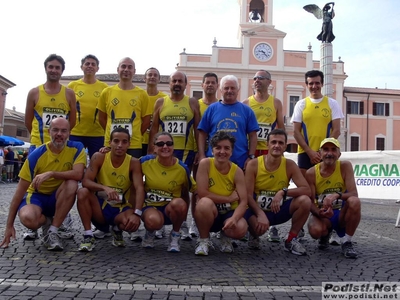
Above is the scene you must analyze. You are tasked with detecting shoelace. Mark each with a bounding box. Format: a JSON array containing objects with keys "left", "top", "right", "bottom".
[{"left": 43, "top": 232, "right": 60, "bottom": 243}]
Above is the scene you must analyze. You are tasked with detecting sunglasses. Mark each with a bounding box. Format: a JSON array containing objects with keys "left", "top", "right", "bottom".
[
  {"left": 155, "top": 141, "right": 174, "bottom": 147},
  {"left": 253, "top": 76, "right": 270, "bottom": 80}
]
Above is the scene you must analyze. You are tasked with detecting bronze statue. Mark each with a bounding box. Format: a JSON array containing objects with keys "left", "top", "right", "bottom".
[{"left": 304, "top": 2, "right": 335, "bottom": 43}]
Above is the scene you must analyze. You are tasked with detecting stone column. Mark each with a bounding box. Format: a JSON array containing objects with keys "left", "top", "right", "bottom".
[{"left": 320, "top": 43, "right": 333, "bottom": 98}]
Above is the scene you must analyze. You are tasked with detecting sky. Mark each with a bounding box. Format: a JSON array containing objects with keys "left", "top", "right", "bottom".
[{"left": 1, "top": 0, "right": 399, "bottom": 112}]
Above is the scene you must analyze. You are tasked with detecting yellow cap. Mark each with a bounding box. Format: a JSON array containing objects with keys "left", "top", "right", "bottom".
[{"left": 320, "top": 137, "right": 340, "bottom": 148}]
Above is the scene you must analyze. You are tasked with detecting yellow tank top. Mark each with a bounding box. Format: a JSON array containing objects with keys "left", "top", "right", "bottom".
[
  {"left": 199, "top": 98, "right": 212, "bottom": 118},
  {"left": 298, "top": 96, "right": 332, "bottom": 154},
  {"left": 141, "top": 155, "right": 191, "bottom": 207},
  {"left": 194, "top": 98, "right": 214, "bottom": 152},
  {"left": 159, "top": 95, "right": 194, "bottom": 150},
  {"left": 69, "top": 79, "right": 108, "bottom": 137},
  {"left": 208, "top": 158, "right": 239, "bottom": 214},
  {"left": 97, "top": 85, "right": 151, "bottom": 149},
  {"left": 315, "top": 161, "right": 345, "bottom": 209},
  {"left": 142, "top": 91, "right": 167, "bottom": 144},
  {"left": 30, "top": 85, "right": 70, "bottom": 146},
  {"left": 248, "top": 95, "right": 277, "bottom": 150},
  {"left": 254, "top": 156, "right": 289, "bottom": 211},
  {"left": 97, "top": 152, "right": 132, "bottom": 207}
]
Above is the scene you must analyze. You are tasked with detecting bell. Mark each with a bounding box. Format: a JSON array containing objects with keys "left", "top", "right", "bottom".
[{"left": 251, "top": 10, "right": 260, "bottom": 21}]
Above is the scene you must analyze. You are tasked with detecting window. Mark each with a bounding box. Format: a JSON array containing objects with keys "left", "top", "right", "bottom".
[
  {"left": 376, "top": 137, "right": 385, "bottom": 151},
  {"left": 373, "top": 102, "right": 389, "bottom": 116},
  {"left": 17, "top": 128, "right": 28, "bottom": 138},
  {"left": 347, "top": 101, "right": 364, "bottom": 115},
  {"left": 289, "top": 96, "right": 299, "bottom": 117},
  {"left": 350, "top": 136, "right": 359, "bottom": 151},
  {"left": 192, "top": 91, "right": 203, "bottom": 100}
]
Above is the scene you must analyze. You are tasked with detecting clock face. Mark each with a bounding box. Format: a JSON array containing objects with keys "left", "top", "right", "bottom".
[{"left": 253, "top": 43, "right": 273, "bottom": 61}]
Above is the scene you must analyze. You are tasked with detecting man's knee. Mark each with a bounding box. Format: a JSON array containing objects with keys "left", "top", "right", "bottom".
[
  {"left": 292, "top": 195, "right": 312, "bottom": 211},
  {"left": 77, "top": 187, "right": 91, "bottom": 202},
  {"left": 60, "top": 180, "right": 79, "bottom": 194},
  {"left": 18, "top": 206, "right": 42, "bottom": 229},
  {"left": 346, "top": 196, "right": 361, "bottom": 211}
]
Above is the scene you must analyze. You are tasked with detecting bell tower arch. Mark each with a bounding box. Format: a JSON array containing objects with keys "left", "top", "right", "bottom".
[{"left": 239, "top": 0, "right": 273, "bottom": 25}]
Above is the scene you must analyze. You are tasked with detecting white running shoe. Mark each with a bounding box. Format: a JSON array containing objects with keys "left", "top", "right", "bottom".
[
  {"left": 155, "top": 226, "right": 166, "bottom": 239},
  {"left": 167, "top": 231, "right": 181, "bottom": 252},
  {"left": 189, "top": 220, "right": 199, "bottom": 238},
  {"left": 180, "top": 221, "right": 192, "bottom": 241}
]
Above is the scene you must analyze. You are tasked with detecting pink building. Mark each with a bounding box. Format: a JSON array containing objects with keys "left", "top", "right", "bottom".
[{"left": 1, "top": 0, "right": 393, "bottom": 152}]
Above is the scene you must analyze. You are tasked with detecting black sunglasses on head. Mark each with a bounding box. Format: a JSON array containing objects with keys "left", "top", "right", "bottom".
[{"left": 155, "top": 141, "right": 174, "bottom": 147}]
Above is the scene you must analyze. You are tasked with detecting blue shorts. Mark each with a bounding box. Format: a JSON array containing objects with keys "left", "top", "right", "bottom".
[
  {"left": 173, "top": 150, "right": 195, "bottom": 169},
  {"left": 328, "top": 207, "right": 346, "bottom": 238},
  {"left": 209, "top": 208, "right": 251, "bottom": 232},
  {"left": 69, "top": 135, "right": 104, "bottom": 158},
  {"left": 18, "top": 191, "right": 57, "bottom": 218},
  {"left": 244, "top": 198, "right": 293, "bottom": 226},
  {"left": 142, "top": 205, "right": 173, "bottom": 225},
  {"left": 91, "top": 197, "right": 132, "bottom": 228},
  {"left": 297, "top": 152, "right": 314, "bottom": 170}
]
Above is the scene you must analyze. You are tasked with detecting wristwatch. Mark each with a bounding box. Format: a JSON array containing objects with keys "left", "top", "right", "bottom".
[
  {"left": 282, "top": 188, "right": 288, "bottom": 199},
  {"left": 134, "top": 209, "right": 142, "bottom": 217},
  {"left": 248, "top": 154, "right": 255, "bottom": 159}
]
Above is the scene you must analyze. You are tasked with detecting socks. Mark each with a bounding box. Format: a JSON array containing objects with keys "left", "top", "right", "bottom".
[
  {"left": 341, "top": 234, "right": 352, "bottom": 244},
  {"left": 286, "top": 231, "right": 297, "bottom": 243},
  {"left": 84, "top": 230, "right": 93, "bottom": 236},
  {"left": 49, "top": 225, "right": 58, "bottom": 233}
]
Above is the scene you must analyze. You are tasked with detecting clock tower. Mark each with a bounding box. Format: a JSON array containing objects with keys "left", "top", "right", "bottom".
[{"left": 237, "top": 0, "right": 286, "bottom": 67}]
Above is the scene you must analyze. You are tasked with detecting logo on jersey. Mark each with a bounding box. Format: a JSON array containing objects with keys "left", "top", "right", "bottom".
[
  {"left": 129, "top": 99, "right": 137, "bottom": 107},
  {"left": 322, "top": 108, "right": 330, "bottom": 118},
  {"left": 111, "top": 98, "right": 119, "bottom": 106},
  {"left": 209, "top": 178, "right": 215, "bottom": 188}
]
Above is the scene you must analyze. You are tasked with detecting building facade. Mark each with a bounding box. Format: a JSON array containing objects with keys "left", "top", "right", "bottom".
[
  {"left": 0, "top": 75, "right": 16, "bottom": 136},
  {"left": 2, "top": 0, "right": 399, "bottom": 151}
]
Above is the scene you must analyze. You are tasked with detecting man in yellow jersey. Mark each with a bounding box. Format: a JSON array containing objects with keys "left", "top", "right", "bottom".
[
  {"left": 97, "top": 57, "right": 152, "bottom": 159},
  {"left": 142, "top": 67, "right": 167, "bottom": 157},
  {"left": 76, "top": 127, "right": 145, "bottom": 251},
  {"left": 68, "top": 54, "right": 108, "bottom": 158},
  {"left": 243, "top": 70, "right": 285, "bottom": 157},
  {"left": 189, "top": 72, "right": 219, "bottom": 238},
  {"left": 291, "top": 70, "right": 343, "bottom": 175},
  {"left": 25, "top": 54, "right": 76, "bottom": 153},
  {"left": 243, "top": 70, "right": 285, "bottom": 243},
  {"left": 291, "top": 70, "right": 344, "bottom": 245},
  {"left": 148, "top": 71, "right": 200, "bottom": 241},
  {"left": 306, "top": 138, "right": 360, "bottom": 258},
  {"left": 244, "top": 129, "right": 311, "bottom": 256},
  {"left": 0, "top": 118, "right": 86, "bottom": 251},
  {"left": 23, "top": 54, "right": 77, "bottom": 241}
]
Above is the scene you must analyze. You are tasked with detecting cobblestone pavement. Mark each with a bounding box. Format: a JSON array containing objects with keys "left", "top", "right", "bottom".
[{"left": 0, "top": 183, "right": 399, "bottom": 299}]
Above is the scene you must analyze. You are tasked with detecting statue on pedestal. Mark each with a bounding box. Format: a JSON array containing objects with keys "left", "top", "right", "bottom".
[{"left": 304, "top": 2, "right": 335, "bottom": 43}]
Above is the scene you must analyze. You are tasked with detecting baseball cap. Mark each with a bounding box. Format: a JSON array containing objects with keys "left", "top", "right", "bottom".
[{"left": 320, "top": 137, "right": 340, "bottom": 149}]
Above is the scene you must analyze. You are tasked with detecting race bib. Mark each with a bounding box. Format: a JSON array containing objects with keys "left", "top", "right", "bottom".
[
  {"left": 165, "top": 120, "right": 187, "bottom": 137},
  {"left": 257, "top": 123, "right": 272, "bottom": 141},
  {"left": 257, "top": 194, "right": 283, "bottom": 211},
  {"left": 42, "top": 112, "right": 67, "bottom": 128},
  {"left": 111, "top": 122, "right": 132, "bottom": 136},
  {"left": 146, "top": 191, "right": 173, "bottom": 203},
  {"left": 216, "top": 202, "right": 231, "bottom": 213}
]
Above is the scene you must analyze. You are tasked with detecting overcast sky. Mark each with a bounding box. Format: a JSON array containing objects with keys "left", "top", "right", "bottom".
[{"left": 1, "top": 0, "right": 399, "bottom": 112}]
